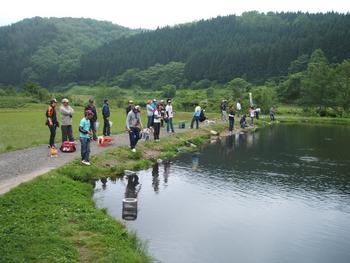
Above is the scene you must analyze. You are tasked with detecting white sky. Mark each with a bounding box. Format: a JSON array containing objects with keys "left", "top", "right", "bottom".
[{"left": 0, "top": 0, "right": 349, "bottom": 29}]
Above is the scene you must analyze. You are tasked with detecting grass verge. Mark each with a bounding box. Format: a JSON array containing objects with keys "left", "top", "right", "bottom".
[{"left": 0, "top": 124, "right": 225, "bottom": 262}]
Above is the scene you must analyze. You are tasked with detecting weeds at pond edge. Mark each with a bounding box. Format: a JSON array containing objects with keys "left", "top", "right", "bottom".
[{"left": 0, "top": 124, "right": 226, "bottom": 262}]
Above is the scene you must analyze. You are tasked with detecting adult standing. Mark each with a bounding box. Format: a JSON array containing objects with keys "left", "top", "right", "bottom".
[
  {"left": 79, "top": 110, "right": 94, "bottom": 166},
  {"left": 46, "top": 99, "right": 59, "bottom": 149},
  {"left": 191, "top": 104, "right": 201, "bottom": 129},
  {"left": 146, "top": 100, "right": 154, "bottom": 128},
  {"left": 221, "top": 100, "right": 228, "bottom": 121},
  {"left": 228, "top": 106, "right": 235, "bottom": 135},
  {"left": 165, "top": 99, "right": 175, "bottom": 133},
  {"left": 102, "top": 99, "right": 110, "bottom": 136},
  {"left": 153, "top": 104, "right": 161, "bottom": 141},
  {"left": 159, "top": 100, "right": 166, "bottom": 127},
  {"left": 236, "top": 100, "right": 242, "bottom": 117},
  {"left": 126, "top": 105, "right": 142, "bottom": 152},
  {"left": 60, "top": 98, "right": 74, "bottom": 142},
  {"left": 270, "top": 106, "right": 276, "bottom": 121},
  {"left": 85, "top": 99, "right": 98, "bottom": 141}
]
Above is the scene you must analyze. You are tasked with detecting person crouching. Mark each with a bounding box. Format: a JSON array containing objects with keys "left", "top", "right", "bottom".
[{"left": 79, "top": 110, "right": 94, "bottom": 166}]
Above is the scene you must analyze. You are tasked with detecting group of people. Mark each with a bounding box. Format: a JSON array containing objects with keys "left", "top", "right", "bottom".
[
  {"left": 219, "top": 99, "right": 277, "bottom": 134},
  {"left": 45, "top": 97, "right": 177, "bottom": 165},
  {"left": 46, "top": 98, "right": 112, "bottom": 165},
  {"left": 45, "top": 96, "right": 277, "bottom": 166}
]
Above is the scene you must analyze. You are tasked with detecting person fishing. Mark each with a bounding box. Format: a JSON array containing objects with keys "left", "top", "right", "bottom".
[
  {"left": 191, "top": 103, "right": 201, "bottom": 129},
  {"left": 46, "top": 99, "right": 59, "bottom": 149},
  {"left": 221, "top": 99, "right": 228, "bottom": 121},
  {"left": 126, "top": 105, "right": 142, "bottom": 152},
  {"left": 228, "top": 106, "right": 235, "bottom": 135},
  {"left": 240, "top": 114, "right": 248, "bottom": 129},
  {"left": 270, "top": 106, "right": 276, "bottom": 121}
]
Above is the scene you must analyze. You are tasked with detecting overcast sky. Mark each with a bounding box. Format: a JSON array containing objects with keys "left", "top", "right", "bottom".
[{"left": 0, "top": 0, "right": 349, "bottom": 29}]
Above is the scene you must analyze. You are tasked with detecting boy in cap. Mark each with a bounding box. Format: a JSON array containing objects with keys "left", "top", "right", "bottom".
[{"left": 79, "top": 110, "right": 94, "bottom": 165}]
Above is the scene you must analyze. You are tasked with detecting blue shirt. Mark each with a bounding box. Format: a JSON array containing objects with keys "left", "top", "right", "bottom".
[{"left": 80, "top": 118, "right": 91, "bottom": 138}]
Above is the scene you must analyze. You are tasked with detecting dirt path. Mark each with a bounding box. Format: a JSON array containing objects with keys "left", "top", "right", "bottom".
[{"left": 0, "top": 128, "right": 189, "bottom": 195}]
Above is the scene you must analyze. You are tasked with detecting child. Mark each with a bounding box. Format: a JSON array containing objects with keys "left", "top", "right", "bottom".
[
  {"left": 79, "top": 110, "right": 94, "bottom": 166},
  {"left": 240, "top": 114, "right": 247, "bottom": 129}
]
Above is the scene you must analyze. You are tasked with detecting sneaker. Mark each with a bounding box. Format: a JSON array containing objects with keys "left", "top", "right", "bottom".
[
  {"left": 131, "top": 148, "right": 136, "bottom": 153},
  {"left": 82, "top": 160, "right": 91, "bottom": 166}
]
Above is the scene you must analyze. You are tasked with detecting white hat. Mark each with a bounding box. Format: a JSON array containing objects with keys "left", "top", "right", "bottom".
[{"left": 62, "top": 98, "right": 69, "bottom": 103}]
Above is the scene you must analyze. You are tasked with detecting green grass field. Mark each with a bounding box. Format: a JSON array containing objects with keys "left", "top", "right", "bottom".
[{"left": 0, "top": 105, "right": 217, "bottom": 153}]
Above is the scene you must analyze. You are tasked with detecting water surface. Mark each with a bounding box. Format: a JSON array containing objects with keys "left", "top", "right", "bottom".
[{"left": 94, "top": 124, "right": 350, "bottom": 263}]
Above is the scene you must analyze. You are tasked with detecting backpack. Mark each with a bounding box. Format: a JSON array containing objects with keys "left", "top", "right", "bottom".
[{"left": 60, "top": 141, "right": 76, "bottom": 152}]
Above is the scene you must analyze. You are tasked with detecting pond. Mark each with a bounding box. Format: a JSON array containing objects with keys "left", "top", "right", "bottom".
[{"left": 93, "top": 124, "right": 350, "bottom": 263}]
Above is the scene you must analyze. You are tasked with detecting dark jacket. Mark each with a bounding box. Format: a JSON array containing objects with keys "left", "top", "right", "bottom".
[
  {"left": 85, "top": 104, "right": 97, "bottom": 121},
  {"left": 102, "top": 103, "right": 110, "bottom": 119}
]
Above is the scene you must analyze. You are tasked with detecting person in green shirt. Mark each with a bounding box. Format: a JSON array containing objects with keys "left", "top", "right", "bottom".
[{"left": 79, "top": 110, "right": 94, "bottom": 166}]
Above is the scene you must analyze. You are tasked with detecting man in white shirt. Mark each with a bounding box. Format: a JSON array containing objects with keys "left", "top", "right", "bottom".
[{"left": 165, "top": 99, "right": 175, "bottom": 133}]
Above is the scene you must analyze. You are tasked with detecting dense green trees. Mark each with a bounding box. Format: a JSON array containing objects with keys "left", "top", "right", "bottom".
[
  {"left": 0, "top": 17, "right": 137, "bottom": 86},
  {"left": 79, "top": 12, "right": 350, "bottom": 84}
]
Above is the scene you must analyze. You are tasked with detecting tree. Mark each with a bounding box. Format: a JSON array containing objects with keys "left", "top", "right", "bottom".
[
  {"left": 227, "top": 78, "right": 251, "bottom": 99},
  {"left": 300, "top": 49, "right": 337, "bottom": 111},
  {"left": 162, "top": 84, "right": 177, "bottom": 98},
  {"left": 251, "top": 86, "right": 278, "bottom": 113}
]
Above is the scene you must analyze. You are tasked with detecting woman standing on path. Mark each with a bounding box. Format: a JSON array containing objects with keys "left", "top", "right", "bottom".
[
  {"left": 146, "top": 100, "right": 154, "bottom": 129},
  {"left": 153, "top": 104, "right": 161, "bottom": 141},
  {"left": 46, "top": 99, "right": 58, "bottom": 149},
  {"left": 60, "top": 98, "right": 74, "bottom": 142}
]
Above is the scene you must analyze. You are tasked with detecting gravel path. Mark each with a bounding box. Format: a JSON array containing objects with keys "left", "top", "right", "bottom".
[{"left": 0, "top": 128, "right": 189, "bottom": 195}]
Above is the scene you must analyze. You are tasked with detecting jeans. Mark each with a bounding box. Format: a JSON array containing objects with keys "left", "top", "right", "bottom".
[
  {"left": 229, "top": 118, "right": 235, "bottom": 131},
  {"left": 147, "top": 115, "right": 154, "bottom": 128},
  {"left": 153, "top": 123, "right": 160, "bottom": 140},
  {"left": 270, "top": 114, "right": 275, "bottom": 121},
  {"left": 80, "top": 137, "right": 91, "bottom": 162},
  {"left": 90, "top": 120, "right": 97, "bottom": 140},
  {"left": 61, "top": 125, "right": 74, "bottom": 142},
  {"left": 103, "top": 118, "right": 110, "bottom": 136},
  {"left": 48, "top": 125, "right": 57, "bottom": 147},
  {"left": 167, "top": 118, "right": 174, "bottom": 132},
  {"left": 129, "top": 127, "right": 140, "bottom": 149},
  {"left": 191, "top": 116, "right": 199, "bottom": 129}
]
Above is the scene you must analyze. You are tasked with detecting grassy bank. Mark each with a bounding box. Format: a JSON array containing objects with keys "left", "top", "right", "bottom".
[{"left": 0, "top": 124, "right": 225, "bottom": 262}]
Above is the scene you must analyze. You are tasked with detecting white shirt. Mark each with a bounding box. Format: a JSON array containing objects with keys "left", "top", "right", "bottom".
[
  {"left": 153, "top": 109, "right": 161, "bottom": 123},
  {"left": 165, "top": 105, "right": 174, "bottom": 118},
  {"left": 236, "top": 102, "right": 242, "bottom": 111}
]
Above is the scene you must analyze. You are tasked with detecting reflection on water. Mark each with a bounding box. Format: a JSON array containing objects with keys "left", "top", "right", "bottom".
[{"left": 94, "top": 124, "right": 350, "bottom": 263}]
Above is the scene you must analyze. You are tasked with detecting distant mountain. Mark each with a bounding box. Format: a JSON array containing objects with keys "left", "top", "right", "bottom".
[
  {"left": 0, "top": 17, "right": 138, "bottom": 86},
  {"left": 79, "top": 12, "right": 350, "bottom": 84}
]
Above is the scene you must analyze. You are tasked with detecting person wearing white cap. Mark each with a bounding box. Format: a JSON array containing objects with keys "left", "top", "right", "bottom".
[{"left": 60, "top": 98, "right": 74, "bottom": 142}]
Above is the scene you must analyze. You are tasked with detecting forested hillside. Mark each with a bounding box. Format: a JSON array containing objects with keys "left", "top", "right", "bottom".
[
  {"left": 0, "top": 17, "right": 137, "bottom": 86},
  {"left": 79, "top": 12, "right": 350, "bottom": 84}
]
